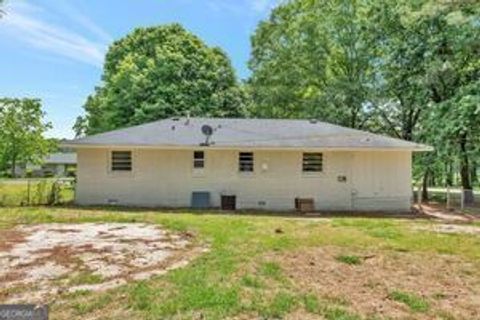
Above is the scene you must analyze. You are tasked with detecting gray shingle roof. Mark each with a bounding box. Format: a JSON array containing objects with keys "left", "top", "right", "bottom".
[
  {"left": 44, "top": 152, "right": 77, "bottom": 164},
  {"left": 65, "top": 118, "right": 431, "bottom": 151}
]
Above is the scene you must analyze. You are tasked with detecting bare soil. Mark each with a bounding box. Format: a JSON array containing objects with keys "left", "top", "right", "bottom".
[
  {"left": 0, "top": 223, "right": 207, "bottom": 303},
  {"left": 270, "top": 247, "right": 480, "bottom": 319},
  {"left": 416, "top": 223, "right": 480, "bottom": 235}
]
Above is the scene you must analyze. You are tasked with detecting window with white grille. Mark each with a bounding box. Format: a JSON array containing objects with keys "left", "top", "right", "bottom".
[
  {"left": 193, "top": 151, "right": 205, "bottom": 168},
  {"left": 111, "top": 151, "right": 132, "bottom": 171},
  {"left": 239, "top": 152, "right": 254, "bottom": 172},
  {"left": 302, "top": 153, "right": 323, "bottom": 172}
]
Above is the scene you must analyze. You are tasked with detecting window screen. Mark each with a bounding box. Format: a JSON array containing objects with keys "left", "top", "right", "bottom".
[
  {"left": 193, "top": 151, "right": 205, "bottom": 168},
  {"left": 111, "top": 151, "right": 132, "bottom": 171},
  {"left": 302, "top": 153, "right": 323, "bottom": 172},
  {"left": 239, "top": 152, "right": 254, "bottom": 172}
]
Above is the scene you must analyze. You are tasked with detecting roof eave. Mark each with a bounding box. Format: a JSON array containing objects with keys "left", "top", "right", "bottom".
[{"left": 61, "top": 142, "right": 433, "bottom": 152}]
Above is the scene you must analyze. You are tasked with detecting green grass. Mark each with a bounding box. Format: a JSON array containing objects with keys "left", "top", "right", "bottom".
[
  {"left": 303, "top": 293, "right": 320, "bottom": 313},
  {"left": 69, "top": 272, "right": 104, "bottom": 286},
  {"left": 336, "top": 254, "right": 362, "bottom": 265},
  {"left": 389, "top": 290, "right": 430, "bottom": 312},
  {"left": 241, "top": 275, "right": 263, "bottom": 288},
  {"left": 0, "top": 179, "right": 74, "bottom": 206},
  {"left": 260, "top": 261, "right": 283, "bottom": 279},
  {"left": 0, "top": 207, "right": 479, "bottom": 319},
  {"left": 263, "top": 291, "right": 297, "bottom": 318}
]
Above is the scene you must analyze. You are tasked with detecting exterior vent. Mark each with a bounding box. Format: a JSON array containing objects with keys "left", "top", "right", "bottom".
[{"left": 191, "top": 192, "right": 211, "bottom": 209}]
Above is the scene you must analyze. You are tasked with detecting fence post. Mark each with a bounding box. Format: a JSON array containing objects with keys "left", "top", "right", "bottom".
[
  {"left": 460, "top": 188, "right": 465, "bottom": 210},
  {"left": 27, "top": 179, "right": 31, "bottom": 206},
  {"left": 417, "top": 185, "right": 422, "bottom": 207},
  {"left": 446, "top": 186, "right": 451, "bottom": 210},
  {"left": 54, "top": 180, "right": 59, "bottom": 205}
]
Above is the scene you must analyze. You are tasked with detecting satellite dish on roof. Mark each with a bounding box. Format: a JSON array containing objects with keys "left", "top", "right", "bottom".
[
  {"left": 201, "top": 124, "right": 213, "bottom": 136},
  {"left": 200, "top": 124, "right": 214, "bottom": 146}
]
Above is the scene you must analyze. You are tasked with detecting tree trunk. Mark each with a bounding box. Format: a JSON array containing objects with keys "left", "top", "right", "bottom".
[
  {"left": 422, "top": 168, "right": 429, "bottom": 202},
  {"left": 471, "top": 160, "right": 478, "bottom": 186},
  {"left": 10, "top": 154, "right": 16, "bottom": 178},
  {"left": 459, "top": 133, "right": 474, "bottom": 205},
  {"left": 459, "top": 133, "right": 472, "bottom": 190},
  {"left": 445, "top": 161, "right": 453, "bottom": 187}
]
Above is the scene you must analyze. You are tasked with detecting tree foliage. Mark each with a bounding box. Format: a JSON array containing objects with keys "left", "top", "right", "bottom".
[
  {"left": 249, "top": 0, "right": 480, "bottom": 191},
  {"left": 0, "top": 98, "right": 53, "bottom": 177},
  {"left": 249, "top": 0, "right": 376, "bottom": 128},
  {"left": 77, "top": 24, "right": 247, "bottom": 136}
]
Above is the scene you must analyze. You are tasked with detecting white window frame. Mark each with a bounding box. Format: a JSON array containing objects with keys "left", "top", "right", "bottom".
[
  {"left": 193, "top": 151, "right": 205, "bottom": 169},
  {"left": 302, "top": 152, "right": 323, "bottom": 174},
  {"left": 238, "top": 152, "right": 254, "bottom": 173},
  {"left": 108, "top": 150, "right": 134, "bottom": 176}
]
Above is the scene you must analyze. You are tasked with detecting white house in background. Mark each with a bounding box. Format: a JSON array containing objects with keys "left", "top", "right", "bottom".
[
  {"left": 15, "top": 153, "right": 77, "bottom": 177},
  {"left": 64, "top": 118, "right": 431, "bottom": 212}
]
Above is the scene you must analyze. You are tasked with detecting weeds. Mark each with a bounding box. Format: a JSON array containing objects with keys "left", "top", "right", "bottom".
[
  {"left": 389, "top": 290, "right": 430, "bottom": 312},
  {"left": 336, "top": 254, "right": 362, "bottom": 265}
]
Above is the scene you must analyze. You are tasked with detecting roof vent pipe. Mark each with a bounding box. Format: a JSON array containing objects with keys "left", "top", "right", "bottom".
[
  {"left": 185, "top": 111, "right": 191, "bottom": 125},
  {"left": 309, "top": 118, "right": 318, "bottom": 124}
]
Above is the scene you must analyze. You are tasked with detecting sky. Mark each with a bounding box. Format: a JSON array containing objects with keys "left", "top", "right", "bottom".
[{"left": 0, "top": 0, "right": 277, "bottom": 138}]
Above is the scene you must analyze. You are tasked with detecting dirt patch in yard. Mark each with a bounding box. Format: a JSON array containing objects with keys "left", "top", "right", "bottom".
[
  {"left": 0, "top": 229, "right": 26, "bottom": 251},
  {"left": 0, "top": 223, "right": 207, "bottom": 303},
  {"left": 416, "top": 223, "right": 480, "bottom": 235},
  {"left": 269, "top": 247, "right": 480, "bottom": 319}
]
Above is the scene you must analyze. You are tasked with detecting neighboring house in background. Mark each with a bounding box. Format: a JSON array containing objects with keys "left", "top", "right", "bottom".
[
  {"left": 15, "top": 153, "right": 77, "bottom": 177},
  {"left": 64, "top": 118, "right": 431, "bottom": 212}
]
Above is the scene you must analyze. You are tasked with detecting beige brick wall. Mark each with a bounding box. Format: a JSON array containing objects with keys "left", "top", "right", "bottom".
[{"left": 76, "top": 148, "right": 412, "bottom": 211}]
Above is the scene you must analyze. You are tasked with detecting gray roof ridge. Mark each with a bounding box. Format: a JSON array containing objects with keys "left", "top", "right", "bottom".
[
  {"left": 72, "top": 119, "right": 168, "bottom": 142},
  {"left": 65, "top": 117, "right": 431, "bottom": 150}
]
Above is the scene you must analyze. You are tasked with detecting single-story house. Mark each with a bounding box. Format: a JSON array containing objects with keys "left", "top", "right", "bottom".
[
  {"left": 64, "top": 118, "right": 431, "bottom": 211},
  {"left": 14, "top": 152, "right": 77, "bottom": 177}
]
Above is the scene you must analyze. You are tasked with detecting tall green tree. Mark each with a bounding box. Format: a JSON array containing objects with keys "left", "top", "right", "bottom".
[
  {"left": 250, "top": 0, "right": 480, "bottom": 196},
  {"left": 414, "top": 1, "right": 479, "bottom": 192},
  {"left": 77, "top": 24, "right": 247, "bottom": 136},
  {"left": 366, "top": 1, "right": 431, "bottom": 141},
  {"left": 0, "top": 98, "right": 53, "bottom": 177},
  {"left": 249, "top": 0, "right": 376, "bottom": 128}
]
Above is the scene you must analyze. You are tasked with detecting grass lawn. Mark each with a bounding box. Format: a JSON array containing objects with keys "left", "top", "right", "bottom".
[
  {"left": 1, "top": 207, "right": 480, "bottom": 319},
  {"left": 0, "top": 179, "right": 74, "bottom": 206}
]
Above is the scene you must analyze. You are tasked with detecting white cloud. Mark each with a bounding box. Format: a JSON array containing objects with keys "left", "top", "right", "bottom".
[
  {"left": 0, "top": 1, "right": 109, "bottom": 67},
  {"left": 45, "top": 0, "right": 113, "bottom": 43}
]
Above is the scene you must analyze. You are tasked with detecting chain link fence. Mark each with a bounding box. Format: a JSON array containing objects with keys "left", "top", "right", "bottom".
[
  {"left": 0, "top": 178, "right": 75, "bottom": 207},
  {"left": 413, "top": 186, "right": 480, "bottom": 210}
]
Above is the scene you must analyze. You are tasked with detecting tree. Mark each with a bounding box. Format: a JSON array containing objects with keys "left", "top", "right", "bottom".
[
  {"left": 366, "top": 1, "right": 432, "bottom": 141},
  {"left": 77, "top": 24, "right": 247, "bottom": 136},
  {"left": 0, "top": 98, "right": 53, "bottom": 177},
  {"left": 366, "top": 0, "right": 480, "bottom": 198},
  {"left": 249, "top": 0, "right": 480, "bottom": 199},
  {"left": 414, "top": 2, "right": 480, "bottom": 196},
  {"left": 249, "top": 0, "right": 376, "bottom": 128}
]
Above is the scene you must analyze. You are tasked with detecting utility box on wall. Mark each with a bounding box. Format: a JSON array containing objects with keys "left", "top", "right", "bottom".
[{"left": 191, "top": 192, "right": 211, "bottom": 209}]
